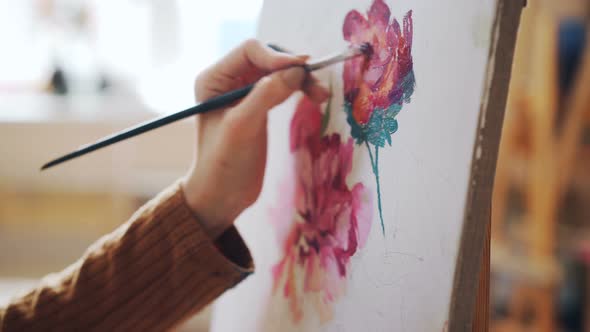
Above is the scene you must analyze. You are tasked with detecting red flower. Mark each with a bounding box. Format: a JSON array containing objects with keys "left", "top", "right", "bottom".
[
  {"left": 271, "top": 96, "right": 372, "bottom": 323},
  {"left": 342, "top": 0, "right": 414, "bottom": 126}
]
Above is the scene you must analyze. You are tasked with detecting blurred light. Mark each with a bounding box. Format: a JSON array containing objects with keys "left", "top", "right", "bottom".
[
  {"left": 136, "top": 0, "right": 262, "bottom": 114},
  {"left": 0, "top": 0, "right": 50, "bottom": 84}
]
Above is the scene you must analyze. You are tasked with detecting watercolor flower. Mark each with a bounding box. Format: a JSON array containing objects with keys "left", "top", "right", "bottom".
[
  {"left": 271, "top": 96, "right": 372, "bottom": 323},
  {"left": 342, "top": 0, "right": 415, "bottom": 233}
]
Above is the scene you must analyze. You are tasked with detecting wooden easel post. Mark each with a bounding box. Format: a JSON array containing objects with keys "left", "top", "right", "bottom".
[
  {"left": 472, "top": 220, "right": 490, "bottom": 332},
  {"left": 471, "top": 219, "right": 491, "bottom": 332}
]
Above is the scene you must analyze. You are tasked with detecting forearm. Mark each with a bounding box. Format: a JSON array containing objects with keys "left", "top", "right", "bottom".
[{"left": 0, "top": 182, "right": 253, "bottom": 332}]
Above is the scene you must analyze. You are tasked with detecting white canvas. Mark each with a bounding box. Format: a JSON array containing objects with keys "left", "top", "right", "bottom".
[{"left": 211, "top": 0, "right": 496, "bottom": 331}]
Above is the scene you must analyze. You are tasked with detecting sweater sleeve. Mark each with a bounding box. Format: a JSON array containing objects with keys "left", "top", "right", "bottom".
[{"left": 0, "top": 182, "right": 254, "bottom": 332}]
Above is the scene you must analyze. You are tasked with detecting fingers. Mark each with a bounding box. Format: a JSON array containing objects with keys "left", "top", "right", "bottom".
[
  {"left": 303, "top": 76, "right": 331, "bottom": 104},
  {"left": 212, "top": 39, "right": 308, "bottom": 79},
  {"left": 227, "top": 67, "right": 306, "bottom": 128},
  {"left": 197, "top": 38, "right": 331, "bottom": 103},
  {"left": 225, "top": 66, "right": 332, "bottom": 132}
]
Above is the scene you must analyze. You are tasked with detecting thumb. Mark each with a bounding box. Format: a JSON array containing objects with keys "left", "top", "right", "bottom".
[{"left": 233, "top": 67, "right": 306, "bottom": 121}]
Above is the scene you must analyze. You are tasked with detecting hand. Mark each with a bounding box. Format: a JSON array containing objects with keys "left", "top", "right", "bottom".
[{"left": 181, "top": 39, "right": 330, "bottom": 239}]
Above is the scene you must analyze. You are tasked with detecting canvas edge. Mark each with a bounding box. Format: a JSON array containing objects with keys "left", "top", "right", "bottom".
[{"left": 448, "top": 0, "right": 524, "bottom": 331}]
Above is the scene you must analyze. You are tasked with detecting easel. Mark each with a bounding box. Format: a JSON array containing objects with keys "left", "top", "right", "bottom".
[
  {"left": 446, "top": 0, "right": 525, "bottom": 330},
  {"left": 473, "top": 222, "right": 491, "bottom": 331}
]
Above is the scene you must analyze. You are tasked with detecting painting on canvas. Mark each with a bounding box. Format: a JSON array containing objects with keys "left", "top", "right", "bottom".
[{"left": 210, "top": 0, "right": 518, "bottom": 330}]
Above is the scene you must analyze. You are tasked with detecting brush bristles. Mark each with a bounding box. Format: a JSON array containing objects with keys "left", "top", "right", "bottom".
[{"left": 358, "top": 42, "right": 372, "bottom": 57}]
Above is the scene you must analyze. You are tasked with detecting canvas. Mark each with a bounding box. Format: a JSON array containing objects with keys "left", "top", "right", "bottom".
[{"left": 210, "top": 0, "right": 519, "bottom": 330}]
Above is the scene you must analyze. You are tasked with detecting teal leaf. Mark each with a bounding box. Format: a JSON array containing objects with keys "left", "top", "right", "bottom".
[
  {"left": 343, "top": 70, "right": 414, "bottom": 148},
  {"left": 344, "top": 102, "right": 367, "bottom": 145},
  {"left": 366, "top": 103, "right": 401, "bottom": 147}
]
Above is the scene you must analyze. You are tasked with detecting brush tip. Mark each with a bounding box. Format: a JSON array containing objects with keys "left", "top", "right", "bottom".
[{"left": 358, "top": 42, "right": 373, "bottom": 57}]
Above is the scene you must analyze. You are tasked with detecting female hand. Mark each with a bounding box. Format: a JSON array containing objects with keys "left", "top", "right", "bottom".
[{"left": 182, "top": 39, "right": 330, "bottom": 238}]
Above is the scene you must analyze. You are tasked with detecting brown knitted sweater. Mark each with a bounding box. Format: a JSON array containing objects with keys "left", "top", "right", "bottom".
[{"left": 0, "top": 182, "right": 254, "bottom": 331}]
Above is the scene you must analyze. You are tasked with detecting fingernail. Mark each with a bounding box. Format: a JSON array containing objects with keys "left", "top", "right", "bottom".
[{"left": 280, "top": 67, "right": 306, "bottom": 89}]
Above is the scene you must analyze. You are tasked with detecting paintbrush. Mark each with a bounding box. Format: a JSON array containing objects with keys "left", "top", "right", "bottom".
[{"left": 41, "top": 43, "right": 370, "bottom": 170}]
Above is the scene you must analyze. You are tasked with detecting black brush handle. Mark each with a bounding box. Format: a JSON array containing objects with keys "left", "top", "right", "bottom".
[
  {"left": 41, "top": 84, "right": 254, "bottom": 170},
  {"left": 41, "top": 43, "right": 364, "bottom": 170}
]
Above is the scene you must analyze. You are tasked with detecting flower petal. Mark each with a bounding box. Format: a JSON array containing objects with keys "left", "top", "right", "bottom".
[
  {"left": 397, "top": 11, "right": 414, "bottom": 80},
  {"left": 294, "top": 149, "right": 313, "bottom": 214},
  {"left": 320, "top": 246, "right": 343, "bottom": 281},
  {"left": 363, "top": 63, "right": 387, "bottom": 87},
  {"left": 290, "top": 96, "right": 322, "bottom": 151},
  {"left": 352, "top": 183, "right": 373, "bottom": 248},
  {"left": 330, "top": 201, "right": 353, "bottom": 249},
  {"left": 403, "top": 10, "right": 413, "bottom": 50},
  {"left": 367, "top": 0, "right": 391, "bottom": 30},
  {"left": 343, "top": 10, "right": 369, "bottom": 43},
  {"left": 271, "top": 259, "right": 286, "bottom": 292},
  {"left": 352, "top": 84, "right": 375, "bottom": 125},
  {"left": 314, "top": 292, "right": 335, "bottom": 324},
  {"left": 304, "top": 251, "right": 323, "bottom": 292},
  {"left": 339, "top": 138, "right": 354, "bottom": 180},
  {"left": 343, "top": 56, "right": 363, "bottom": 103}
]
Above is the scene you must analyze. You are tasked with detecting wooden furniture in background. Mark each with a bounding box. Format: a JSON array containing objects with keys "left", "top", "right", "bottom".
[{"left": 491, "top": 0, "right": 590, "bottom": 330}]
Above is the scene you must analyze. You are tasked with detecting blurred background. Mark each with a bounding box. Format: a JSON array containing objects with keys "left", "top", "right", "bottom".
[
  {"left": 0, "top": 0, "right": 262, "bottom": 330},
  {"left": 0, "top": 0, "right": 589, "bottom": 331},
  {"left": 490, "top": 1, "right": 590, "bottom": 331}
]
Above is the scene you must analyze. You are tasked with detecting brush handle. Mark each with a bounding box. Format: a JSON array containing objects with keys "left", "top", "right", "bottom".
[
  {"left": 41, "top": 84, "right": 254, "bottom": 170},
  {"left": 41, "top": 45, "right": 364, "bottom": 170}
]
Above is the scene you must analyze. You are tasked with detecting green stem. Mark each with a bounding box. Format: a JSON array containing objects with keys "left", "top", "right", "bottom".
[{"left": 365, "top": 142, "right": 385, "bottom": 234}]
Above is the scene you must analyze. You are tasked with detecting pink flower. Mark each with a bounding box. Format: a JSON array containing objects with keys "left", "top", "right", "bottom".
[
  {"left": 341, "top": 0, "right": 416, "bottom": 234},
  {"left": 342, "top": 0, "right": 414, "bottom": 126},
  {"left": 272, "top": 96, "right": 372, "bottom": 323}
]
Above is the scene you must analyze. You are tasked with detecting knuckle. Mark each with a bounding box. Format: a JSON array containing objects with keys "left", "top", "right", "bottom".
[
  {"left": 194, "top": 69, "right": 212, "bottom": 101},
  {"left": 257, "top": 77, "right": 285, "bottom": 103},
  {"left": 274, "top": 72, "right": 297, "bottom": 93},
  {"left": 242, "top": 38, "right": 262, "bottom": 52},
  {"left": 223, "top": 108, "right": 264, "bottom": 138},
  {"left": 267, "top": 56, "right": 284, "bottom": 69},
  {"left": 223, "top": 112, "right": 248, "bottom": 131}
]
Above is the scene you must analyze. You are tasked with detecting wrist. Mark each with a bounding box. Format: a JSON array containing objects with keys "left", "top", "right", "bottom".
[{"left": 181, "top": 176, "right": 235, "bottom": 239}]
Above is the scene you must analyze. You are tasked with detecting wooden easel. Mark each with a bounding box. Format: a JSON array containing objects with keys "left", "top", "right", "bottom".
[
  {"left": 446, "top": 0, "right": 525, "bottom": 330},
  {"left": 473, "top": 222, "right": 491, "bottom": 331}
]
